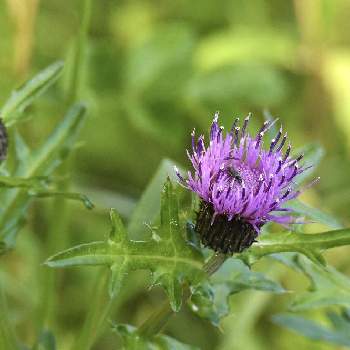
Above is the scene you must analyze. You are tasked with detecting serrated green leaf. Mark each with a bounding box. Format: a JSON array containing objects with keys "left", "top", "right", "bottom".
[
  {"left": 273, "top": 313, "right": 350, "bottom": 347},
  {"left": 1, "top": 61, "right": 64, "bottom": 125},
  {"left": 237, "top": 228, "right": 350, "bottom": 267},
  {"left": 190, "top": 259, "right": 285, "bottom": 326},
  {"left": 46, "top": 179, "right": 205, "bottom": 311},
  {"left": 115, "top": 323, "right": 199, "bottom": 350},
  {"left": 274, "top": 254, "right": 350, "bottom": 311},
  {"left": 0, "top": 103, "right": 87, "bottom": 248},
  {"left": 128, "top": 159, "right": 180, "bottom": 240}
]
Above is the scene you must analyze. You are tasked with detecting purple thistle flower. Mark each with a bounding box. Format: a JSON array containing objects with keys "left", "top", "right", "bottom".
[{"left": 175, "top": 113, "right": 319, "bottom": 254}]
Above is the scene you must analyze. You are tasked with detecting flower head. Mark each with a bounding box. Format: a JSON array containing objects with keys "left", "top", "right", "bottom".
[{"left": 176, "top": 113, "right": 319, "bottom": 253}]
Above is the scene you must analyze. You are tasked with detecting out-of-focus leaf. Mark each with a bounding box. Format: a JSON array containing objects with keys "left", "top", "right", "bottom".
[
  {"left": 194, "top": 28, "right": 297, "bottom": 71},
  {"left": 46, "top": 179, "right": 205, "bottom": 311},
  {"left": 237, "top": 228, "right": 350, "bottom": 267},
  {"left": 1, "top": 61, "right": 64, "bottom": 125},
  {"left": 288, "top": 200, "right": 343, "bottom": 230},
  {"left": 186, "top": 64, "right": 288, "bottom": 108},
  {"left": 322, "top": 51, "right": 350, "bottom": 151},
  {"left": 0, "top": 103, "right": 87, "bottom": 248},
  {"left": 272, "top": 313, "right": 350, "bottom": 347},
  {"left": 190, "top": 259, "right": 285, "bottom": 326},
  {"left": 213, "top": 259, "right": 285, "bottom": 294},
  {"left": 274, "top": 253, "right": 350, "bottom": 311},
  {"left": 128, "top": 159, "right": 180, "bottom": 240},
  {"left": 0, "top": 289, "right": 20, "bottom": 350},
  {"left": 126, "top": 25, "right": 194, "bottom": 92},
  {"left": 32, "top": 330, "right": 56, "bottom": 350},
  {"left": 115, "top": 323, "right": 199, "bottom": 350},
  {"left": 0, "top": 241, "right": 6, "bottom": 255},
  {"left": 293, "top": 143, "right": 324, "bottom": 185}
]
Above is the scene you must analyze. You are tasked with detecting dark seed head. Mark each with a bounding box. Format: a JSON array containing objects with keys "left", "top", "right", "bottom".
[{"left": 195, "top": 201, "right": 258, "bottom": 254}]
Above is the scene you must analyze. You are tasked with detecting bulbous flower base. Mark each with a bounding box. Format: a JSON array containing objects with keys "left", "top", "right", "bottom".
[{"left": 195, "top": 201, "right": 258, "bottom": 254}]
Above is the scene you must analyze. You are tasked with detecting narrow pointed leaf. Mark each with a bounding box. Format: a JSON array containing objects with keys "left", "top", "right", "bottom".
[
  {"left": 45, "top": 241, "right": 115, "bottom": 267},
  {"left": 294, "top": 143, "right": 324, "bottom": 184},
  {"left": 1, "top": 61, "right": 64, "bottom": 125},
  {"left": 128, "top": 159, "right": 181, "bottom": 240},
  {"left": 0, "top": 103, "right": 87, "bottom": 247},
  {"left": 273, "top": 313, "right": 350, "bottom": 347},
  {"left": 109, "top": 208, "right": 127, "bottom": 242},
  {"left": 289, "top": 199, "right": 343, "bottom": 230}
]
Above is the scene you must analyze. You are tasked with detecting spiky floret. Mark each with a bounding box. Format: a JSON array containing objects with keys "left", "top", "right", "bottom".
[{"left": 175, "top": 113, "right": 319, "bottom": 253}]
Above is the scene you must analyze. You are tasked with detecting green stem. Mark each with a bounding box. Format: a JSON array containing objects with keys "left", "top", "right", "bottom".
[
  {"left": 202, "top": 252, "right": 227, "bottom": 275},
  {"left": 73, "top": 269, "right": 112, "bottom": 350},
  {"left": 66, "top": 0, "right": 92, "bottom": 105},
  {"left": 36, "top": 0, "right": 92, "bottom": 332},
  {"left": 137, "top": 253, "right": 227, "bottom": 338},
  {"left": 0, "top": 286, "right": 19, "bottom": 350}
]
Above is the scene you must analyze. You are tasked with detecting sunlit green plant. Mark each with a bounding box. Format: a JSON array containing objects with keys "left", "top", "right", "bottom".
[
  {"left": 1, "top": 62, "right": 350, "bottom": 350},
  {"left": 44, "top": 114, "right": 350, "bottom": 350},
  {"left": 2, "top": 1, "right": 350, "bottom": 349}
]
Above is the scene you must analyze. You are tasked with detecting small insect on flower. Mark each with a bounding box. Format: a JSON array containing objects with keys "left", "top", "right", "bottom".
[
  {"left": 175, "top": 112, "right": 319, "bottom": 254},
  {"left": 226, "top": 166, "right": 243, "bottom": 184}
]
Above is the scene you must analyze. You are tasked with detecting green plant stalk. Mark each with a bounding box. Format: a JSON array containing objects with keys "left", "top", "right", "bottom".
[
  {"left": 0, "top": 286, "right": 19, "bottom": 350},
  {"left": 36, "top": 0, "right": 92, "bottom": 332},
  {"left": 137, "top": 253, "right": 227, "bottom": 338},
  {"left": 73, "top": 269, "right": 112, "bottom": 350},
  {"left": 66, "top": 0, "right": 92, "bottom": 105}
]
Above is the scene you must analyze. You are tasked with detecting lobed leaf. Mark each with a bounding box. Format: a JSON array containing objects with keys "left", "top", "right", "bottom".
[
  {"left": 273, "top": 253, "right": 350, "bottom": 311},
  {"left": 46, "top": 179, "right": 205, "bottom": 311},
  {"left": 189, "top": 259, "right": 285, "bottom": 326}
]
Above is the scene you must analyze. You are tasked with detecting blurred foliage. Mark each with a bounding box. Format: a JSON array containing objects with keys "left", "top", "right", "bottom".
[{"left": 1, "top": 0, "right": 350, "bottom": 349}]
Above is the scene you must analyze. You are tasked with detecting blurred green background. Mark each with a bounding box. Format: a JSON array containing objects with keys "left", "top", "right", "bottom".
[{"left": 1, "top": 0, "right": 350, "bottom": 349}]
